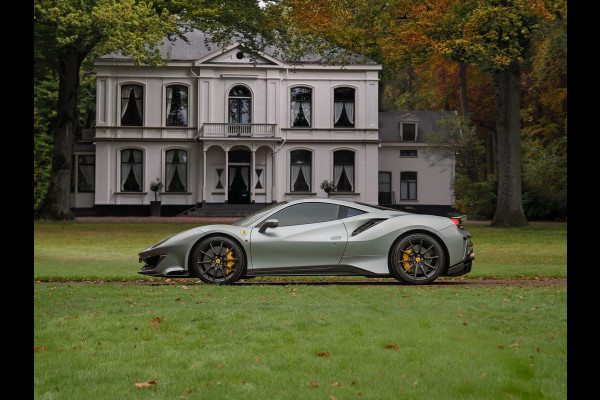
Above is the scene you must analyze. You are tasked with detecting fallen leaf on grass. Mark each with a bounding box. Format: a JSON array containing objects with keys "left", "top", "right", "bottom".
[
  {"left": 331, "top": 382, "right": 341, "bottom": 387},
  {"left": 385, "top": 344, "right": 399, "bottom": 350},
  {"left": 308, "top": 381, "right": 319, "bottom": 387},
  {"left": 150, "top": 317, "right": 162, "bottom": 329},
  {"left": 135, "top": 379, "right": 159, "bottom": 388},
  {"left": 317, "top": 351, "right": 332, "bottom": 357}
]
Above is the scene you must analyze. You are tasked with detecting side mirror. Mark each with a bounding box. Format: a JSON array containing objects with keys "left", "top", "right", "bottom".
[{"left": 258, "top": 219, "right": 278, "bottom": 233}]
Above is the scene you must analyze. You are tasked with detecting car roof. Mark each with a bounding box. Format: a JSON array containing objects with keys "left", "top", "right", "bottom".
[{"left": 284, "top": 197, "right": 381, "bottom": 212}]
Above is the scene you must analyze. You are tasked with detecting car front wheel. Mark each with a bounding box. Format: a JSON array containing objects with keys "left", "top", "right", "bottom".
[
  {"left": 191, "top": 236, "right": 245, "bottom": 284},
  {"left": 390, "top": 233, "right": 445, "bottom": 284}
]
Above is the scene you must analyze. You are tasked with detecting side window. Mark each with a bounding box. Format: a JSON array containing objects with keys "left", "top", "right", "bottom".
[
  {"left": 290, "top": 87, "right": 312, "bottom": 127},
  {"left": 400, "top": 171, "right": 417, "bottom": 200},
  {"left": 121, "top": 84, "right": 143, "bottom": 126},
  {"left": 266, "top": 203, "right": 340, "bottom": 227},
  {"left": 166, "top": 85, "right": 188, "bottom": 126},
  {"left": 290, "top": 150, "right": 312, "bottom": 192},
  {"left": 120, "top": 149, "right": 143, "bottom": 192},
  {"left": 333, "top": 87, "right": 355, "bottom": 127},
  {"left": 339, "top": 205, "right": 366, "bottom": 219},
  {"left": 165, "top": 149, "right": 187, "bottom": 192}
]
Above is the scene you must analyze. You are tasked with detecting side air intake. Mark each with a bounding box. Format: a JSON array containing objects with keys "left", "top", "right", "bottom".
[{"left": 351, "top": 219, "right": 387, "bottom": 236}]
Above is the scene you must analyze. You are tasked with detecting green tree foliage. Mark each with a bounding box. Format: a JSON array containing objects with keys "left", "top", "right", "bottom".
[
  {"left": 34, "top": 0, "right": 178, "bottom": 219},
  {"left": 271, "top": 0, "right": 566, "bottom": 223},
  {"left": 33, "top": 0, "right": 272, "bottom": 219}
]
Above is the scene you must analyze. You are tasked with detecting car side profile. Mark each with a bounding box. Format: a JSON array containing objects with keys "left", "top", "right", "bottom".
[{"left": 138, "top": 198, "right": 474, "bottom": 285}]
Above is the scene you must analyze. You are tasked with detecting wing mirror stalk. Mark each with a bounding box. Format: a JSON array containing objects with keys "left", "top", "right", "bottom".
[{"left": 259, "top": 219, "right": 278, "bottom": 233}]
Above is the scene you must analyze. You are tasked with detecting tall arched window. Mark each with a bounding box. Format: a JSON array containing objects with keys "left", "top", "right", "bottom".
[
  {"left": 120, "top": 149, "right": 143, "bottom": 192},
  {"left": 290, "top": 87, "right": 312, "bottom": 127},
  {"left": 165, "top": 149, "right": 187, "bottom": 192},
  {"left": 334, "top": 87, "right": 355, "bottom": 127},
  {"left": 166, "top": 85, "right": 188, "bottom": 126},
  {"left": 290, "top": 150, "right": 312, "bottom": 192},
  {"left": 333, "top": 150, "right": 355, "bottom": 192},
  {"left": 228, "top": 86, "right": 252, "bottom": 124},
  {"left": 121, "top": 85, "right": 143, "bottom": 126}
]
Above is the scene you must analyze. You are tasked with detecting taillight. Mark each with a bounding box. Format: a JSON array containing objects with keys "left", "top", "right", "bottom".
[{"left": 450, "top": 215, "right": 467, "bottom": 228}]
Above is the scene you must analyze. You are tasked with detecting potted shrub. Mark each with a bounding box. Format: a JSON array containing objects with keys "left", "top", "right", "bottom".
[
  {"left": 320, "top": 180, "right": 336, "bottom": 196},
  {"left": 150, "top": 178, "right": 163, "bottom": 216}
]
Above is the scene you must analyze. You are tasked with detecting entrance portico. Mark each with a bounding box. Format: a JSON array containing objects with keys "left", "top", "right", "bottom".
[{"left": 200, "top": 140, "right": 277, "bottom": 204}]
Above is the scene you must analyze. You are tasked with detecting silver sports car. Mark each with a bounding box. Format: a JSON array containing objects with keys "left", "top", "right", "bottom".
[{"left": 138, "top": 198, "right": 474, "bottom": 285}]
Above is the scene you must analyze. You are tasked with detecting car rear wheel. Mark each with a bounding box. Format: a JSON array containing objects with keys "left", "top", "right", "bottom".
[
  {"left": 390, "top": 233, "right": 445, "bottom": 284},
  {"left": 191, "top": 236, "right": 245, "bottom": 284}
]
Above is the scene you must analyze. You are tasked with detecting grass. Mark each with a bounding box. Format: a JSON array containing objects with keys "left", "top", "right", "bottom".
[{"left": 33, "top": 221, "right": 567, "bottom": 399}]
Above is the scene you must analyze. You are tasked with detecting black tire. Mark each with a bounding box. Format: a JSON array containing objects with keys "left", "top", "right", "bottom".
[
  {"left": 190, "top": 236, "right": 245, "bottom": 284},
  {"left": 390, "top": 233, "right": 445, "bottom": 284}
]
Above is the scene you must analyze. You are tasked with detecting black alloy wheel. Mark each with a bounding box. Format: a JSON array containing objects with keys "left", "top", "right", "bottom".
[
  {"left": 191, "top": 236, "right": 245, "bottom": 284},
  {"left": 390, "top": 233, "right": 445, "bottom": 284}
]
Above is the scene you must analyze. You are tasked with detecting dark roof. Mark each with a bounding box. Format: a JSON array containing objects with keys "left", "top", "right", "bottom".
[
  {"left": 378, "top": 110, "right": 458, "bottom": 142},
  {"left": 99, "top": 28, "right": 379, "bottom": 66}
]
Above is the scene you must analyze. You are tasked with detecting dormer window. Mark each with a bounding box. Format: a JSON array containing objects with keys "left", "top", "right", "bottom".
[{"left": 401, "top": 122, "right": 417, "bottom": 141}]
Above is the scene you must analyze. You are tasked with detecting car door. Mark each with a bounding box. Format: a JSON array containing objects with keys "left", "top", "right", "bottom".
[{"left": 249, "top": 202, "right": 348, "bottom": 272}]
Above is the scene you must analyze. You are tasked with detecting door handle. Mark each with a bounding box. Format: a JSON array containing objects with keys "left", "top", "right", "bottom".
[{"left": 330, "top": 236, "right": 342, "bottom": 240}]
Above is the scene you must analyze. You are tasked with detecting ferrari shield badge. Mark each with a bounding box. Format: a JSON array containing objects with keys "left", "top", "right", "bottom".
[{"left": 240, "top": 229, "right": 248, "bottom": 236}]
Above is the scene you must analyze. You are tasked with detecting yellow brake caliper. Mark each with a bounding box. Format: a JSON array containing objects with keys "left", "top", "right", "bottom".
[
  {"left": 402, "top": 249, "right": 412, "bottom": 270},
  {"left": 225, "top": 248, "right": 235, "bottom": 275}
]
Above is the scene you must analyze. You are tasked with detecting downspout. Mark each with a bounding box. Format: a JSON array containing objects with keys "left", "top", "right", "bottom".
[
  {"left": 274, "top": 68, "right": 289, "bottom": 153},
  {"left": 190, "top": 67, "right": 201, "bottom": 142}
]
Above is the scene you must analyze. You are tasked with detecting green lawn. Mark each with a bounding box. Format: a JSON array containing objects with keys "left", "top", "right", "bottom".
[{"left": 34, "top": 221, "right": 567, "bottom": 399}]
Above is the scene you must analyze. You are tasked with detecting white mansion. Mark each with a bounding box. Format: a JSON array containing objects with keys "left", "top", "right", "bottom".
[{"left": 71, "top": 30, "right": 455, "bottom": 216}]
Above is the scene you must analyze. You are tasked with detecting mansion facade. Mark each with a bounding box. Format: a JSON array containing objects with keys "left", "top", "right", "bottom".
[{"left": 71, "top": 30, "right": 455, "bottom": 216}]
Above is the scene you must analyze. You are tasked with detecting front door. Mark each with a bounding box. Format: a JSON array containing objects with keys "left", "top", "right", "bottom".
[
  {"left": 228, "top": 166, "right": 250, "bottom": 204},
  {"left": 249, "top": 202, "right": 348, "bottom": 271}
]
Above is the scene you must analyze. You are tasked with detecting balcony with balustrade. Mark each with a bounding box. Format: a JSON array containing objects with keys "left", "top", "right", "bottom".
[{"left": 199, "top": 123, "right": 278, "bottom": 138}]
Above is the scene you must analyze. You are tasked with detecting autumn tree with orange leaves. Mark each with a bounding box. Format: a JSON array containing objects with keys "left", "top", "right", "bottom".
[{"left": 267, "top": 0, "right": 565, "bottom": 225}]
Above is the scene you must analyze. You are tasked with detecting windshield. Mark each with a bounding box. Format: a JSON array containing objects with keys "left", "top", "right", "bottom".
[{"left": 231, "top": 202, "right": 288, "bottom": 227}]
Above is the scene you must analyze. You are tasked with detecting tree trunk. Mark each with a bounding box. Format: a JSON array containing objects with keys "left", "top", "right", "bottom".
[
  {"left": 491, "top": 62, "right": 528, "bottom": 226},
  {"left": 458, "top": 62, "right": 468, "bottom": 123},
  {"left": 37, "top": 51, "right": 83, "bottom": 220}
]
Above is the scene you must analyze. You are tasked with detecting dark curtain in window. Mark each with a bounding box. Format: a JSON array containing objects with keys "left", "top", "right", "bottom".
[
  {"left": 333, "top": 150, "right": 355, "bottom": 192},
  {"left": 291, "top": 87, "right": 311, "bottom": 127},
  {"left": 290, "top": 150, "right": 311, "bottom": 191},
  {"left": 121, "top": 85, "right": 143, "bottom": 126},
  {"left": 334, "top": 87, "right": 355, "bottom": 127},
  {"left": 166, "top": 86, "right": 188, "bottom": 126},
  {"left": 166, "top": 150, "right": 187, "bottom": 192},
  {"left": 121, "top": 149, "right": 143, "bottom": 191}
]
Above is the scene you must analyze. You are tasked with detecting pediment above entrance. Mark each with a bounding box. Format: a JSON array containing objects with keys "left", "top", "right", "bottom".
[{"left": 195, "top": 44, "right": 283, "bottom": 67}]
